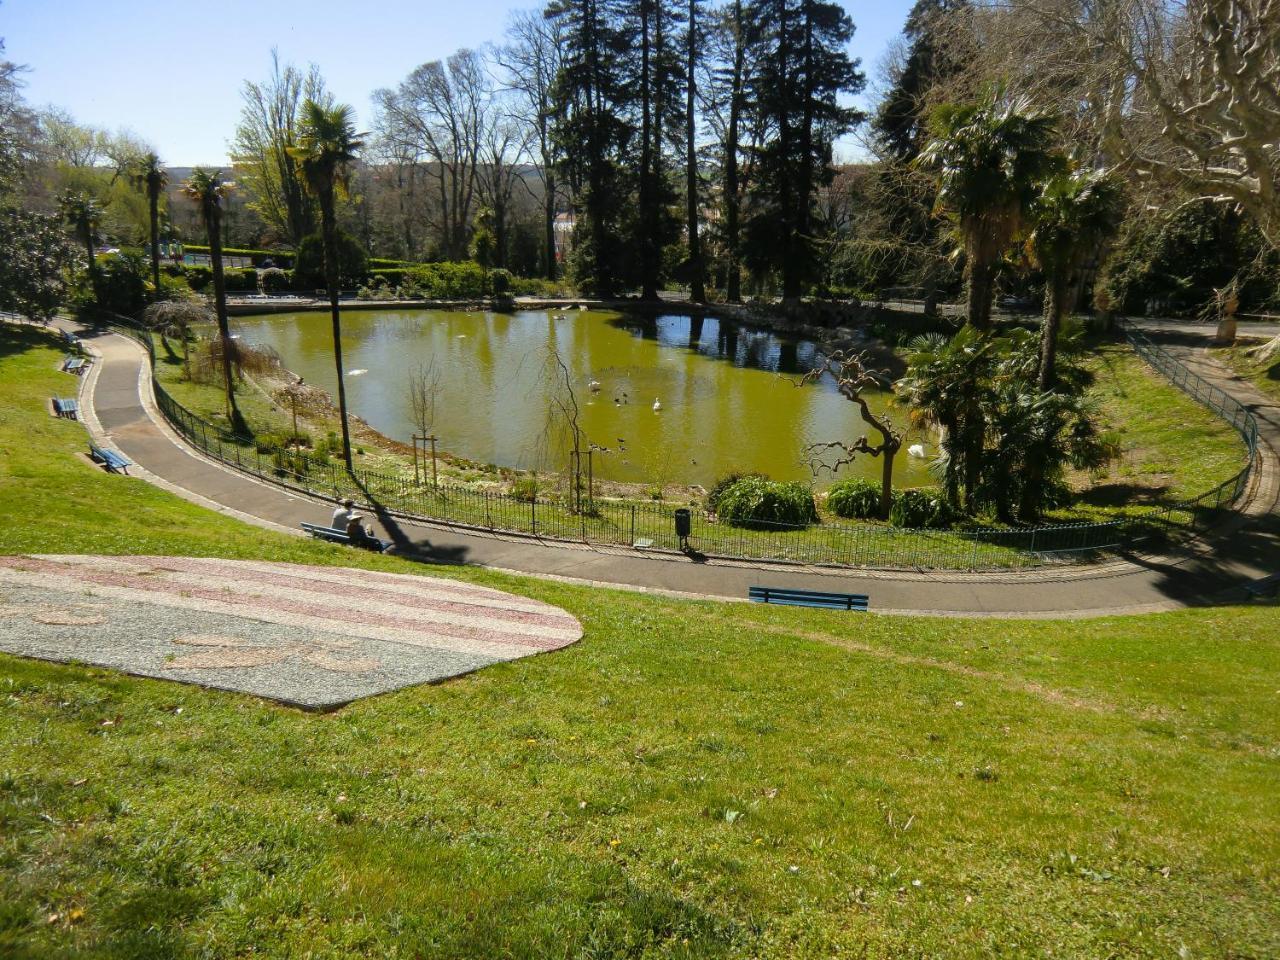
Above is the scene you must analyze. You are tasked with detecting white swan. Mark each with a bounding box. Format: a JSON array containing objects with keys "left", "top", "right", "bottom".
[
  {"left": 908, "top": 443, "right": 926, "bottom": 458},
  {"left": 652, "top": 398, "right": 662, "bottom": 412},
  {"left": 588, "top": 379, "right": 601, "bottom": 392},
  {"left": 346, "top": 369, "right": 368, "bottom": 377}
]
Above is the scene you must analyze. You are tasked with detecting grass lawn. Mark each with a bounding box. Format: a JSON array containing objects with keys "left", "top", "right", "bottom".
[
  {"left": 1052, "top": 340, "right": 1249, "bottom": 521},
  {"left": 2, "top": 322, "right": 1278, "bottom": 958},
  {"left": 1212, "top": 338, "right": 1280, "bottom": 406}
]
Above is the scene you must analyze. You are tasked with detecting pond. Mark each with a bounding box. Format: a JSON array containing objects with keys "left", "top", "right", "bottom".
[{"left": 233, "top": 308, "right": 934, "bottom": 489}]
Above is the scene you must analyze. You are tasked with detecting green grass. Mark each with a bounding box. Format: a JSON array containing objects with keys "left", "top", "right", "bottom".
[
  {"left": 1047, "top": 340, "right": 1249, "bottom": 521},
  {"left": 1212, "top": 340, "right": 1280, "bottom": 406},
  {"left": 2, "top": 321, "right": 1277, "bottom": 957}
]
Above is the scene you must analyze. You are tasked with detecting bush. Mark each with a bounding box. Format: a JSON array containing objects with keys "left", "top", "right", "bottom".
[
  {"left": 826, "top": 477, "right": 882, "bottom": 519},
  {"left": 368, "top": 268, "right": 408, "bottom": 288},
  {"left": 707, "top": 472, "right": 763, "bottom": 513},
  {"left": 293, "top": 230, "right": 369, "bottom": 290},
  {"left": 509, "top": 275, "right": 576, "bottom": 298},
  {"left": 184, "top": 265, "right": 213, "bottom": 292},
  {"left": 888, "top": 488, "right": 956, "bottom": 529},
  {"left": 260, "top": 268, "right": 292, "bottom": 293},
  {"left": 713, "top": 476, "right": 818, "bottom": 529},
  {"left": 511, "top": 476, "right": 540, "bottom": 502},
  {"left": 223, "top": 267, "right": 259, "bottom": 292},
  {"left": 410, "top": 261, "right": 488, "bottom": 299},
  {"left": 75, "top": 252, "right": 150, "bottom": 316},
  {"left": 489, "top": 268, "right": 513, "bottom": 295}
]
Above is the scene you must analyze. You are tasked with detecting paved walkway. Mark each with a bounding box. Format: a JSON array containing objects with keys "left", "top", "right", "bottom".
[
  {"left": 0, "top": 555, "right": 581, "bottom": 709},
  {"left": 53, "top": 318, "right": 1280, "bottom": 617}
]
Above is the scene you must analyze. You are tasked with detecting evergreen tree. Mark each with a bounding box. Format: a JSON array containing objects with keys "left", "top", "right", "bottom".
[
  {"left": 873, "top": 0, "right": 967, "bottom": 164},
  {"left": 547, "top": 0, "right": 637, "bottom": 297},
  {"left": 743, "top": 0, "right": 864, "bottom": 301}
]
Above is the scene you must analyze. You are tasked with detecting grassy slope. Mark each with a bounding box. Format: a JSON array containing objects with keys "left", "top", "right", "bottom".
[
  {"left": 1065, "top": 341, "right": 1248, "bottom": 517},
  {"left": 1, "top": 323, "right": 1277, "bottom": 958},
  {"left": 1212, "top": 340, "right": 1280, "bottom": 406}
]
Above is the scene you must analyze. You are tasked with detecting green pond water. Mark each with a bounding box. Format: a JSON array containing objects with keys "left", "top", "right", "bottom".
[{"left": 233, "top": 309, "right": 934, "bottom": 488}]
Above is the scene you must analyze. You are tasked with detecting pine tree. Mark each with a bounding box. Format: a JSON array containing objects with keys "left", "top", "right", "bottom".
[{"left": 743, "top": 0, "right": 864, "bottom": 301}]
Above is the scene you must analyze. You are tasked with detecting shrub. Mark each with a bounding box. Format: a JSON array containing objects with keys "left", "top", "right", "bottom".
[
  {"left": 411, "top": 261, "right": 488, "bottom": 299},
  {"left": 75, "top": 252, "right": 150, "bottom": 316},
  {"left": 489, "top": 268, "right": 513, "bottom": 295},
  {"left": 223, "top": 267, "right": 259, "bottom": 292},
  {"left": 826, "top": 477, "right": 882, "bottom": 519},
  {"left": 259, "top": 268, "right": 292, "bottom": 293},
  {"left": 293, "top": 230, "right": 369, "bottom": 290},
  {"left": 714, "top": 476, "right": 818, "bottom": 529},
  {"left": 888, "top": 488, "right": 956, "bottom": 529},
  {"left": 707, "top": 471, "right": 763, "bottom": 513},
  {"left": 184, "top": 265, "right": 213, "bottom": 292},
  {"left": 368, "top": 268, "right": 408, "bottom": 288},
  {"left": 511, "top": 476, "right": 540, "bottom": 502}
]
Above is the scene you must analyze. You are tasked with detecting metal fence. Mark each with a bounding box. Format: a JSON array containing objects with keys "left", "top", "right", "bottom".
[{"left": 104, "top": 311, "right": 1259, "bottom": 571}]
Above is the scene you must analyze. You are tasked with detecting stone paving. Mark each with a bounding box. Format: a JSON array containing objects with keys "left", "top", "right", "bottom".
[{"left": 0, "top": 555, "right": 582, "bottom": 709}]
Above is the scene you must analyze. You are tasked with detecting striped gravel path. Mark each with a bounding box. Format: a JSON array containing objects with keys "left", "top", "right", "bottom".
[{"left": 0, "top": 555, "right": 582, "bottom": 708}]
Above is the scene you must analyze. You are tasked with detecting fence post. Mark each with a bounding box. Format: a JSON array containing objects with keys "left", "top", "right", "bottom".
[
  {"left": 531, "top": 497, "right": 537, "bottom": 535},
  {"left": 630, "top": 504, "right": 637, "bottom": 546}
]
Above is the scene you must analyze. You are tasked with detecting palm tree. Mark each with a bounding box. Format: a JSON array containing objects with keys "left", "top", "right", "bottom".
[
  {"left": 181, "top": 169, "right": 239, "bottom": 427},
  {"left": 128, "top": 153, "right": 169, "bottom": 301},
  {"left": 897, "top": 326, "right": 1001, "bottom": 510},
  {"left": 290, "top": 99, "right": 365, "bottom": 470},
  {"left": 59, "top": 191, "right": 104, "bottom": 295},
  {"left": 1026, "top": 167, "right": 1123, "bottom": 389},
  {"left": 918, "top": 91, "right": 1061, "bottom": 332}
]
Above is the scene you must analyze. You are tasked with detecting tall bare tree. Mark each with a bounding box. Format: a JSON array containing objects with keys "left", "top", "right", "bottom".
[
  {"left": 374, "top": 49, "right": 488, "bottom": 261},
  {"left": 233, "top": 50, "right": 327, "bottom": 247},
  {"left": 499, "top": 12, "right": 567, "bottom": 278}
]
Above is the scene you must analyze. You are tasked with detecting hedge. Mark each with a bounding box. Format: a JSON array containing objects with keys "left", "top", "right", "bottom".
[{"left": 182, "top": 245, "right": 293, "bottom": 267}]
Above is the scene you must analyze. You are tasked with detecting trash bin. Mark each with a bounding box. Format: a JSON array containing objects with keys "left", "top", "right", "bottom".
[{"left": 674, "top": 508, "right": 691, "bottom": 548}]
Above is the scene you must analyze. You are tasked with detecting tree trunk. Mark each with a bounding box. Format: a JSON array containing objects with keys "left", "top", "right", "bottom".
[
  {"left": 321, "top": 189, "right": 354, "bottom": 471},
  {"left": 543, "top": 153, "right": 557, "bottom": 280},
  {"left": 724, "top": 0, "right": 744, "bottom": 304},
  {"left": 686, "top": 0, "right": 704, "bottom": 303},
  {"left": 879, "top": 447, "right": 895, "bottom": 519},
  {"left": 207, "top": 204, "right": 238, "bottom": 429},
  {"left": 966, "top": 258, "right": 994, "bottom": 331},
  {"left": 639, "top": 0, "right": 658, "bottom": 300},
  {"left": 149, "top": 187, "right": 161, "bottom": 301},
  {"left": 1038, "top": 275, "right": 1067, "bottom": 391}
]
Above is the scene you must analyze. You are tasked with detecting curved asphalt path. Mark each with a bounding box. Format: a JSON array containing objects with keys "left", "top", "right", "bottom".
[{"left": 47, "top": 317, "right": 1280, "bottom": 617}]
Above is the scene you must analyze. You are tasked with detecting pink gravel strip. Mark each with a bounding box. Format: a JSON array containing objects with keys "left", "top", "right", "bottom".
[{"left": 0, "top": 557, "right": 575, "bottom": 652}]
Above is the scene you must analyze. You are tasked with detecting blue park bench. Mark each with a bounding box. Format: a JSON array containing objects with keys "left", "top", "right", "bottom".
[
  {"left": 301, "top": 521, "right": 392, "bottom": 553},
  {"left": 749, "top": 586, "right": 869, "bottom": 611},
  {"left": 61, "top": 329, "right": 82, "bottom": 350},
  {"left": 62, "top": 355, "right": 88, "bottom": 375},
  {"left": 88, "top": 443, "right": 132, "bottom": 474},
  {"left": 52, "top": 397, "right": 79, "bottom": 419}
]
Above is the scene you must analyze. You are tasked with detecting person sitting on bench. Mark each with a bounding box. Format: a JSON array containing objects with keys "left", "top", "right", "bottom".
[
  {"left": 331, "top": 498, "right": 356, "bottom": 529},
  {"left": 345, "top": 514, "right": 379, "bottom": 550}
]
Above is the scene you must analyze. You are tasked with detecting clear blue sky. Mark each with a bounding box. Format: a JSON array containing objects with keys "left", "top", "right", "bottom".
[{"left": 1, "top": 0, "right": 909, "bottom": 165}]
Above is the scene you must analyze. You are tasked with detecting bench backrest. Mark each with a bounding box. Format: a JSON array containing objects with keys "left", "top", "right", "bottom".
[{"left": 749, "top": 586, "right": 869, "bottom": 610}]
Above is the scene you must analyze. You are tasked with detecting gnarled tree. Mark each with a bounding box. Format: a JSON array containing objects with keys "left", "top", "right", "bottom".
[{"left": 798, "top": 350, "right": 903, "bottom": 518}]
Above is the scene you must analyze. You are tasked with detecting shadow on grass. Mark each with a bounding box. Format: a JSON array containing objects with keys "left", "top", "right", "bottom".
[
  {"left": 0, "top": 318, "right": 62, "bottom": 359},
  {"left": 349, "top": 471, "right": 471, "bottom": 566}
]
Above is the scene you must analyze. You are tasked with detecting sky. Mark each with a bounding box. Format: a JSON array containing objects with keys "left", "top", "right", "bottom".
[{"left": 1, "top": 0, "right": 910, "bottom": 166}]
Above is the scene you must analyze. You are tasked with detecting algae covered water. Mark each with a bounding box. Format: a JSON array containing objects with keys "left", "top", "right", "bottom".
[{"left": 233, "top": 308, "right": 933, "bottom": 488}]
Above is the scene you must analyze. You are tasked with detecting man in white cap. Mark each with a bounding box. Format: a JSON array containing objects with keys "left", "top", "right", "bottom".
[{"left": 331, "top": 498, "right": 357, "bottom": 529}]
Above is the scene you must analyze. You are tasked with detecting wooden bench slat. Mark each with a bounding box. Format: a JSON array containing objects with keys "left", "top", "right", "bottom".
[{"left": 749, "top": 585, "right": 869, "bottom": 611}]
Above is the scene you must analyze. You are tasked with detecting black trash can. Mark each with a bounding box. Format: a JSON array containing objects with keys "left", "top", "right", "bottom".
[{"left": 674, "top": 508, "right": 691, "bottom": 550}]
